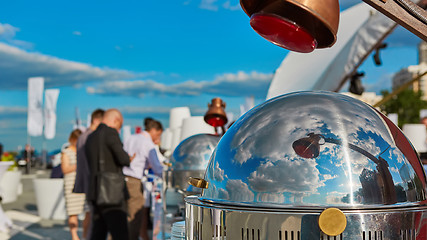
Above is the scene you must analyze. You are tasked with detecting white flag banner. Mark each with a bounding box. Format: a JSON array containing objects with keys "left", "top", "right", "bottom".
[
  {"left": 44, "top": 89, "right": 60, "bottom": 139},
  {"left": 27, "top": 77, "right": 44, "bottom": 136}
]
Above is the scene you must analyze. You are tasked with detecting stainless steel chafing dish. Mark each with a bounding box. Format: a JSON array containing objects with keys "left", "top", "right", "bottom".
[
  {"left": 185, "top": 91, "right": 427, "bottom": 240},
  {"left": 167, "top": 134, "right": 220, "bottom": 192}
]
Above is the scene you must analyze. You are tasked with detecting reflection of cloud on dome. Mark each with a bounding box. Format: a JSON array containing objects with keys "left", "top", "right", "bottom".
[
  {"left": 386, "top": 147, "right": 405, "bottom": 164},
  {"left": 232, "top": 115, "right": 327, "bottom": 164},
  {"left": 230, "top": 94, "right": 394, "bottom": 166},
  {"left": 323, "top": 174, "right": 338, "bottom": 181},
  {"left": 213, "top": 162, "right": 225, "bottom": 182},
  {"left": 348, "top": 157, "right": 370, "bottom": 176},
  {"left": 348, "top": 135, "right": 382, "bottom": 170},
  {"left": 248, "top": 156, "right": 323, "bottom": 194},
  {"left": 172, "top": 134, "right": 219, "bottom": 170},
  {"left": 289, "top": 193, "right": 305, "bottom": 203},
  {"left": 208, "top": 184, "right": 230, "bottom": 200},
  {"left": 326, "top": 191, "right": 347, "bottom": 204},
  {"left": 218, "top": 187, "right": 229, "bottom": 199},
  {"left": 358, "top": 135, "right": 381, "bottom": 156},
  {"left": 230, "top": 96, "right": 332, "bottom": 164},
  {"left": 226, "top": 179, "right": 254, "bottom": 202},
  {"left": 325, "top": 136, "right": 382, "bottom": 177},
  {"left": 256, "top": 193, "right": 285, "bottom": 202},
  {"left": 383, "top": 147, "right": 411, "bottom": 185},
  {"left": 323, "top": 145, "right": 344, "bottom": 165},
  {"left": 203, "top": 184, "right": 229, "bottom": 200}
]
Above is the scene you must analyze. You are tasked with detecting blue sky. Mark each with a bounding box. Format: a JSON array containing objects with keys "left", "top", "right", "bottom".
[{"left": 0, "top": 0, "right": 422, "bottom": 152}]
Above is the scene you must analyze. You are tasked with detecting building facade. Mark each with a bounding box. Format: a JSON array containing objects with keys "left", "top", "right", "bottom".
[{"left": 392, "top": 41, "right": 427, "bottom": 100}]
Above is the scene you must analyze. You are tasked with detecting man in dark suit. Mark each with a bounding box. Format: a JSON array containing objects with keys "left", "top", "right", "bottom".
[
  {"left": 73, "top": 108, "right": 104, "bottom": 240},
  {"left": 85, "top": 108, "right": 131, "bottom": 240}
]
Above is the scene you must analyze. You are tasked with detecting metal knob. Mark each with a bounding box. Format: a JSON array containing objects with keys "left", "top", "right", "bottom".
[{"left": 188, "top": 177, "right": 209, "bottom": 189}]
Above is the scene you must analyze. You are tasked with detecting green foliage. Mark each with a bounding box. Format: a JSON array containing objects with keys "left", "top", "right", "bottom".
[
  {"left": 1, "top": 152, "right": 18, "bottom": 171},
  {"left": 380, "top": 89, "right": 427, "bottom": 128}
]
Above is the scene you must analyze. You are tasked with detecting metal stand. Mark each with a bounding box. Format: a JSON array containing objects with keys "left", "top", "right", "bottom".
[
  {"left": 161, "top": 171, "right": 167, "bottom": 240},
  {"left": 41, "top": 136, "right": 47, "bottom": 169}
]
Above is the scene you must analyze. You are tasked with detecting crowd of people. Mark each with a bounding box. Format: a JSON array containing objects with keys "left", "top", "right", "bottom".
[{"left": 61, "top": 108, "right": 164, "bottom": 240}]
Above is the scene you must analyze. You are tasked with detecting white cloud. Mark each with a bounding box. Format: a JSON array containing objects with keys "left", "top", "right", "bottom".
[
  {"left": 213, "top": 162, "right": 225, "bottom": 181},
  {"left": 248, "top": 157, "right": 323, "bottom": 194},
  {"left": 0, "top": 42, "right": 145, "bottom": 89},
  {"left": 326, "top": 191, "right": 347, "bottom": 204},
  {"left": 72, "top": 31, "right": 82, "bottom": 36},
  {"left": 0, "top": 120, "right": 10, "bottom": 128},
  {"left": 0, "top": 106, "right": 27, "bottom": 114},
  {"left": 119, "top": 106, "right": 207, "bottom": 118},
  {"left": 225, "top": 179, "right": 254, "bottom": 202},
  {"left": 0, "top": 23, "right": 32, "bottom": 49},
  {"left": 0, "top": 106, "right": 27, "bottom": 122},
  {"left": 323, "top": 174, "right": 338, "bottom": 181},
  {"left": 87, "top": 71, "right": 272, "bottom": 98},
  {"left": 0, "top": 23, "right": 19, "bottom": 38},
  {"left": 329, "top": 134, "right": 382, "bottom": 176},
  {"left": 205, "top": 184, "right": 230, "bottom": 200},
  {"left": 199, "top": 0, "right": 219, "bottom": 11},
  {"left": 218, "top": 187, "right": 229, "bottom": 199},
  {"left": 222, "top": 1, "right": 240, "bottom": 10},
  {"left": 120, "top": 106, "right": 171, "bottom": 115},
  {"left": 256, "top": 193, "right": 285, "bottom": 203},
  {"left": 198, "top": 0, "right": 240, "bottom": 11},
  {"left": 0, "top": 119, "right": 26, "bottom": 129},
  {"left": 387, "top": 147, "right": 405, "bottom": 164}
]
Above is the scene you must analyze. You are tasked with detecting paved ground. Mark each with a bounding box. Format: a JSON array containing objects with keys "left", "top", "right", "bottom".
[
  {"left": 1, "top": 168, "right": 72, "bottom": 240},
  {"left": 0, "top": 168, "right": 180, "bottom": 240}
]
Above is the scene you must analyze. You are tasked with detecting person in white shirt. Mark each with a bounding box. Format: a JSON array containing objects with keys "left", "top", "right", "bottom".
[{"left": 123, "top": 119, "right": 163, "bottom": 240}]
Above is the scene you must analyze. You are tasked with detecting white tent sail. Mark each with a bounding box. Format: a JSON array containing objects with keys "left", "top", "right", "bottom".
[{"left": 266, "top": 3, "right": 396, "bottom": 100}]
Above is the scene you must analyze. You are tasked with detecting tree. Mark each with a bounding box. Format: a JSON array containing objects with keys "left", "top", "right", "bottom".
[{"left": 380, "top": 89, "right": 427, "bottom": 128}]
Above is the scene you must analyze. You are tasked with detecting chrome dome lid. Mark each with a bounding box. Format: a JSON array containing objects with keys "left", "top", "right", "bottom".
[
  {"left": 201, "top": 91, "right": 427, "bottom": 209},
  {"left": 171, "top": 134, "right": 220, "bottom": 171}
]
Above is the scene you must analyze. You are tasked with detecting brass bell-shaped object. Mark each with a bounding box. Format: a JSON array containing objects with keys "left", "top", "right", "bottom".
[
  {"left": 240, "top": 0, "right": 340, "bottom": 52},
  {"left": 204, "top": 98, "right": 228, "bottom": 128}
]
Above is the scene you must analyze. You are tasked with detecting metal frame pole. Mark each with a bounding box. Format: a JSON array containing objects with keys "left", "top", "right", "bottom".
[{"left": 362, "top": 0, "right": 427, "bottom": 41}]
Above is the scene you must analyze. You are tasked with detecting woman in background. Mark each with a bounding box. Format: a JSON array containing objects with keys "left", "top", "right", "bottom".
[{"left": 62, "top": 129, "right": 85, "bottom": 240}]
